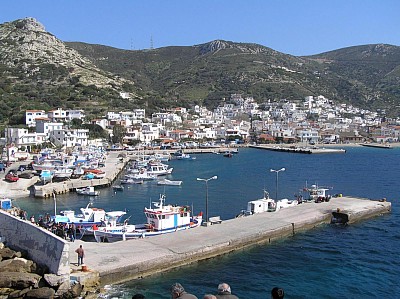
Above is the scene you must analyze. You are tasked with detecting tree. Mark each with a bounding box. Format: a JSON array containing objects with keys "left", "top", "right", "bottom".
[
  {"left": 70, "top": 118, "right": 83, "bottom": 129},
  {"left": 111, "top": 125, "right": 126, "bottom": 145}
]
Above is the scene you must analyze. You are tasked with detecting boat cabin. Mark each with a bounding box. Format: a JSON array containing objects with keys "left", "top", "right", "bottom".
[
  {"left": 305, "top": 185, "right": 331, "bottom": 202},
  {"left": 144, "top": 195, "right": 193, "bottom": 231},
  {"left": 246, "top": 191, "right": 277, "bottom": 214}
]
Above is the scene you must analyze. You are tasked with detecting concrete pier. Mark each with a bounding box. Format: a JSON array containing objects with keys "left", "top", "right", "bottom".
[
  {"left": 68, "top": 197, "right": 390, "bottom": 286},
  {"left": 249, "top": 144, "right": 346, "bottom": 154},
  {"left": 33, "top": 152, "right": 128, "bottom": 197}
]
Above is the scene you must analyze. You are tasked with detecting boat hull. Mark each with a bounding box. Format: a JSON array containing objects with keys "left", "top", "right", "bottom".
[{"left": 94, "top": 220, "right": 201, "bottom": 242}]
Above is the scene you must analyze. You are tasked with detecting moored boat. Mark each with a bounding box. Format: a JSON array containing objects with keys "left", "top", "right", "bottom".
[
  {"left": 76, "top": 186, "right": 100, "bottom": 196},
  {"left": 52, "top": 202, "right": 126, "bottom": 229},
  {"left": 120, "top": 178, "right": 144, "bottom": 184},
  {"left": 112, "top": 185, "right": 124, "bottom": 191},
  {"left": 157, "top": 179, "right": 183, "bottom": 186},
  {"left": 94, "top": 194, "right": 202, "bottom": 242}
]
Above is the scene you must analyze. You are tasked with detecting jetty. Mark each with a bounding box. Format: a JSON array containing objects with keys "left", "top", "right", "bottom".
[
  {"left": 32, "top": 152, "right": 128, "bottom": 197},
  {"left": 249, "top": 144, "right": 346, "bottom": 154},
  {"left": 0, "top": 195, "right": 391, "bottom": 288},
  {"left": 67, "top": 196, "right": 389, "bottom": 285}
]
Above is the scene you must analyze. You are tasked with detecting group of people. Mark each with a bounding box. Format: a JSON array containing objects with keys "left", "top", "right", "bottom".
[{"left": 131, "top": 282, "right": 285, "bottom": 299}]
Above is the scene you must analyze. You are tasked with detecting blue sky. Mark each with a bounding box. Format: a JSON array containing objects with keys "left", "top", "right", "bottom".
[{"left": 1, "top": 0, "right": 399, "bottom": 56}]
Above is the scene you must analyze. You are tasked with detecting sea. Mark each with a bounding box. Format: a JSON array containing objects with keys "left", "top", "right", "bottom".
[{"left": 12, "top": 146, "right": 400, "bottom": 298}]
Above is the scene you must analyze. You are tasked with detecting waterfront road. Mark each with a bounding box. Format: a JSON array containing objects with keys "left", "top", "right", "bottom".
[{"left": 68, "top": 196, "right": 390, "bottom": 286}]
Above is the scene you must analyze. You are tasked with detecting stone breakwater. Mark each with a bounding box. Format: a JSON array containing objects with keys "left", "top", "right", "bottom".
[{"left": 0, "top": 242, "right": 89, "bottom": 299}]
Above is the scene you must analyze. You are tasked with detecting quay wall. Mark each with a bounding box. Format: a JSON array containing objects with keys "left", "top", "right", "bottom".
[
  {"left": 74, "top": 197, "right": 391, "bottom": 286},
  {"left": 0, "top": 210, "right": 69, "bottom": 278}
]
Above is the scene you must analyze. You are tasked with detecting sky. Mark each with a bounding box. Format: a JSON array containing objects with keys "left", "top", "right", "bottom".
[{"left": 1, "top": 0, "right": 399, "bottom": 56}]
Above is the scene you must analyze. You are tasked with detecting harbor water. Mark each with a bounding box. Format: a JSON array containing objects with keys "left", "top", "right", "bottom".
[{"left": 13, "top": 147, "right": 400, "bottom": 298}]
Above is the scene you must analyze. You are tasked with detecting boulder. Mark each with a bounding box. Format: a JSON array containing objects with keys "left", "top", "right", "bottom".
[
  {"left": 0, "top": 272, "right": 41, "bottom": 289},
  {"left": 0, "top": 287, "right": 14, "bottom": 296},
  {"left": 70, "top": 281, "right": 82, "bottom": 298},
  {"left": 54, "top": 280, "right": 70, "bottom": 297},
  {"left": 25, "top": 287, "right": 55, "bottom": 299},
  {"left": 0, "top": 248, "right": 19, "bottom": 259},
  {"left": 8, "top": 287, "right": 31, "bottom": 299},
  {"left": 0, "top": 258, "right": 34, "bottom": 273},
  {"left": 0, "top": 243, "right": 4, "bottom": 250},
  {"left": 44, "top": 273, "right": 68, "bottom": 287}
]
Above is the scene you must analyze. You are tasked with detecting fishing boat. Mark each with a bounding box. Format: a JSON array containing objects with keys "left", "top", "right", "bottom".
[
  {"left": 52, "top": 202, "right": 126, "bottom": 229},
  {"left": 157, "top": 179, "right": 183, "bottom": 186},
  {"left": 120, "top": 178, "right": 144, "bottom": 184},
  {"left": 236, "top": 190, "right": 277, "bottom": 217},
  {"left": 76, "top": 186, "right": 100, "bottom": 196},
  {"left": 146, "top": 162, "right": 173, "bottom": 176},
  {"left": 125, "top": 169, "right": 157, "bottom": 180},
  {"left": 173, "top": 150, "right": 195, "bottom": 160},
  {"left": 93, "top": 194, "right": 203, "bottom": 242},
  {"left": 237, "top": 189, "right": 299, "bottom": 217},
  {"left": 223, "top": 151, "right": 233, "bottom": 158},
  {"left": 302, "top": 184, "right": 332, "bottom": 203},
  {"left": 53, "top": 167, "right": 73, "bottom": 179},
  {"left": 112, "top": 185, "right": 124, "bottom": 191}
]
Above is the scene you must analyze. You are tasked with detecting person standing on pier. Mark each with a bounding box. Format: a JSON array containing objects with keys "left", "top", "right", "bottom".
[
  {"left": 69, "top": 223, "right": 76, "bottom": 242},
  {"left": 75, "top": 245, "right": 85, "bottom": 266}
]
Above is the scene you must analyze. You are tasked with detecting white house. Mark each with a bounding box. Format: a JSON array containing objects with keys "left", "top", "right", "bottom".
[
  {"left": 36, "top": 120, "right": 64, "bottom": 135},
  {"left": 48, "top": 108, "right": 68, "bottom": 123},
  {"left": 49, "top": 129, "right": 89, "bottom": 148},
  {"left": 25, "top": 110, "right": 46, "bottom": 127},
  {"left": 66, "top": 110, "right": 85, "bottom": 122},
  {"left": 4, "top": 128, "right": 47, "bottom": 150}
]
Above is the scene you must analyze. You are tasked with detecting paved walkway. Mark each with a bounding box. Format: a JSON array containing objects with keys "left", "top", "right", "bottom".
[{"left": 68, "top": 196, "right": 390, "bottom": 286}]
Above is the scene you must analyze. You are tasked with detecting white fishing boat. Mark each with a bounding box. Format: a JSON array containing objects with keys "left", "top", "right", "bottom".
[
  {"left": 112, "top": 185, "right": 124, "bottom": 191},
  {"left": 146, "top": 162, "right": 173, "bottom": 176},
  {"left": 76, "top": 186, "right": 100, "bottom": 196},
  {"left": 173, "top": 150, "right": 195, "bottom": 160},
  {"left": 237, "top": 189, "right": 298, "bottom": 217},
  {"left": 53, "top": 167, "right": 73, "bottom": 179},
  {"left": 125, "top": 169, "right": 157, "bottom": 180},
  {"left": 120, "top": 178, "right": 144, "bottom": 184},
  {"left": 237, "top": 190, "right": 277, "bottom": 217},
  {"left": 301, "top": 184, "right": 332, "bottom": 203},
  {"left": 94, "top": 194, "right": 203, "bottom": 242},
  {"left": 157, "top": 179, "right": 182, "bottom": 186},
  {"left": 52, "top": 202, "right": 126, "bottom": 229}
]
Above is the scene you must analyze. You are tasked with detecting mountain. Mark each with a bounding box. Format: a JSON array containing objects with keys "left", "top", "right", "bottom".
[
  {"left": 0, "top": 17, "right": 138, "bottom": 124},
  {"left": 307, "top": 44, "right": 400, "bottom": 113},
  {"left": 1, "top": 17, "right": 400, "bottom": 127},
  {"left": 66, "top": 40, "right": 400, "bottom": 116}
]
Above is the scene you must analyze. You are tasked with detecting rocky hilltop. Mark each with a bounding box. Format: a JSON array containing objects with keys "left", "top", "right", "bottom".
[
  {"left": 0, "top": 18, "right": 138, "bottom": 124},
  {"left": 0, "top": 17, "right": 128, "bottom": 89}
]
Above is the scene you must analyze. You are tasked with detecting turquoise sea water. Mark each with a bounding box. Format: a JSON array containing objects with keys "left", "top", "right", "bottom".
[{"left": 14, "top": 147, "right": 400, "bottom": 298}]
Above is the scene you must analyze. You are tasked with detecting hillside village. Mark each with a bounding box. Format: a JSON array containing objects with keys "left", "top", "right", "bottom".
[{"left": 2, "top": 93, "right": 399, "bottom": 157}]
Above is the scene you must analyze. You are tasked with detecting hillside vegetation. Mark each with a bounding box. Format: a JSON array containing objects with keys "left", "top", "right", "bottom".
[{"left": 1, "top": 17, "right": 400, "bottom": 127}]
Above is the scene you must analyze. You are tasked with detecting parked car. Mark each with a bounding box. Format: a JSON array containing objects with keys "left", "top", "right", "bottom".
[
  {"left": 18, "top": 171, "right": 34, "bottom": 179},
  {"left": 5, "top": 172, "right": 19, "bottom": 182}
]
